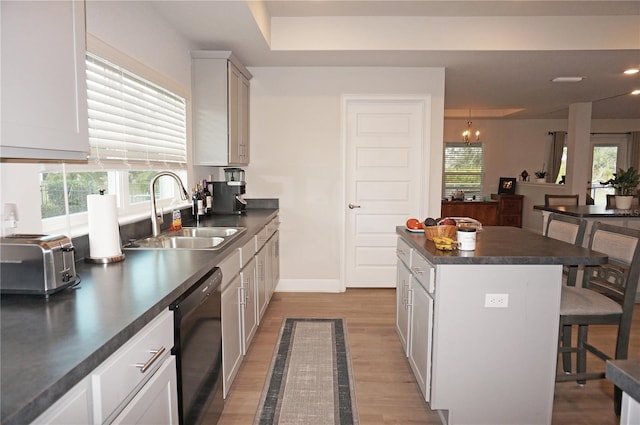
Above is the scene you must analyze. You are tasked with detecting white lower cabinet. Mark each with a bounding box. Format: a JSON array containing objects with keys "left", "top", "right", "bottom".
[
  {"left": 268, "top": 230, "right": 280, "bottom": 296},
  {"left": 31, "top": 378, "right": 92, "bottom": 425},
  {"left": 256, "top": 247, "right": 269, "bottom": 322},
  {"left": 395, "top": 237, "right": 434, "bottom": 402},
  {"left": 408, "top": 278, "right": 433, "bottom": 401},
  {"left": 91, "top": 310, "right": 175, "bottom": 424},
  {"left": 111, "top": 356, "right": 178, "bottom": 425},
  {"left": 241, "top": 257, "right": 258, "bottom": 354},
  {"left": 219, "top": 216, "right": 279, "bottom": 398},
  {"left": 396, "top": 258, "right": 411, "bottom": 355},
  {"left": 31, "top": 309, "right": 177, "bottom": 425},
  {"left": 220, "top": 249, "right": 243, "bottom": 399}
]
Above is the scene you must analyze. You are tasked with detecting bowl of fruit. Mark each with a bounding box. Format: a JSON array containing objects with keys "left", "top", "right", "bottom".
[{"left": 422, "top": 217, "right": 458, "bottom": 241}]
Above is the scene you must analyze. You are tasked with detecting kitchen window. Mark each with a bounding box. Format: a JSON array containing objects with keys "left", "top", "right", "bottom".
[
  {"left": 41, "top": 52, "right": 188, "bottom": 235},
  {"left": 442, "top": 142, "right": 485, "bottom": 199}
]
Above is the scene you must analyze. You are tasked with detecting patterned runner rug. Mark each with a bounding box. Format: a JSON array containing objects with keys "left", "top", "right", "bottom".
[{"left": 254, "top": 318, "right": 359, "bottom": 425}]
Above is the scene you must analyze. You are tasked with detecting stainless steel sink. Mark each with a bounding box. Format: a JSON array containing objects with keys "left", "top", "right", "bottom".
[
  {"left": 173, "top": 227, "right": 244, "bottom": 238},
  {"left": 124, "top": 226, "right": 246, "bottom": 250}
]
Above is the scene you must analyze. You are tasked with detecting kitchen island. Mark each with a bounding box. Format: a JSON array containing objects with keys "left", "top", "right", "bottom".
[
  {"left": 396, "top": 226, "right": 607, "bottom": 425},
  {"left": 0, "top": 208, "right": 278, "bottom": 425}
]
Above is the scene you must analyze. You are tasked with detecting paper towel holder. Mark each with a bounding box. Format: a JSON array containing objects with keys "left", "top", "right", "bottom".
[
  {"left": 85, "top": 190, "right": 126, "bottom": 264},
  {"left": 86, "top": 253, "right": 125, "bottom": 264}
]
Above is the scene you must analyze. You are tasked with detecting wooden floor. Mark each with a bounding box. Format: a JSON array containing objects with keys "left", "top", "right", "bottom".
[{"left": 217, "top": 289, "right": 640, "bottom": 425}]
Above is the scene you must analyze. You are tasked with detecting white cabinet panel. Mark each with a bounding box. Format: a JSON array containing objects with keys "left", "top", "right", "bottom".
[
  {"left": 240, "top": 237, "right": 256, "bottom": 267},
  {"left": 396, "top": 258, "right": 411, "bottom": 356},
  {"left": 411, "top": 250, "right": 435, "bottom": 293},
  {"left": 221, "top": 274, "right": 243, "bottom": 398},
  {"left": 256, "top": 247, "right": 269, "bottom": 321},
  {"left": 269, "top": 231, "right": 280, "bottom": 295},
  {"left": 31, "top": 378, "right": 91, "bottom": 425},
  {"left": 409, "top": 279, "right": 433, "bottom": 402},
  {"left": 91, "top": 310, "right": 174, "bottom": 423},
  {"left": 1, "top": 0, "right": 88, "bottom": 160},
  {"left": 240, "top": 257, "right": 257, "bottom": 354},
  {"left": 111, "top": 356, "right": 179, "bottom": 425}
]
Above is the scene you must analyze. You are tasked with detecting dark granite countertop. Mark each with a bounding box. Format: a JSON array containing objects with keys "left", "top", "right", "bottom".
[
  {"left": 396, "top": 226, "right": 608, "bottom": 265},
  {"left": 533, "top": 204, "right": 640, "bottom": 218},
  {"left": 0, "top": 208, "right": 278, "bottom": 425},
  {"left": 606, "top": 360, "right": 640, "bottom": 403}
]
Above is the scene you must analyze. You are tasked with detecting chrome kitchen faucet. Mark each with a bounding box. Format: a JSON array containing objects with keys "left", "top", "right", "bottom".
[{"left": 149, "top": 171, "right": 189, "bottom": 237}]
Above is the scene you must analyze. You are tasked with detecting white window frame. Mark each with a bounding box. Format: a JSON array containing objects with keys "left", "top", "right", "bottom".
[{"left": 442, "top": 142, "right": 485, "bottom": 198}]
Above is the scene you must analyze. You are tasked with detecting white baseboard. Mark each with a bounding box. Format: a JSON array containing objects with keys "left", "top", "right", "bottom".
[{"left": 274, "top": 278, "right": 345, "bottom": 293}]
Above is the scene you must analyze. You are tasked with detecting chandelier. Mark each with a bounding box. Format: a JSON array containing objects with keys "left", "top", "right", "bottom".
[{"left": 462, "top": 110, "right": 480, "bottom": 145}]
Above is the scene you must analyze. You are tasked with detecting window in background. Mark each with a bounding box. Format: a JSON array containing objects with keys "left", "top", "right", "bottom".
[
  {"left": 589, "top": 136, "right": 628, "bottom": 205},
  {"left": 41, "top": 52, "right": 188, "bottom": 234},
  {"left": 555, "top": 146, "right": 568, "bottom": 184},
  {"left": 590, "top": 145, "right": 619, "bottom": 205},
  {"left": 443, "top": 142, "right": 485, "bottom": 199}
]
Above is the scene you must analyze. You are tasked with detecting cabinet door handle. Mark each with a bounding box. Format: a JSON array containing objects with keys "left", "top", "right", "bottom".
[
  {"left": 238, "top": 287, "right": 245, "bottom": 306},
  {"left": 348, "top": 203, "right": 361, "bottom": 209},
  {"left": 243, "top": 279, "right": 251, "bottom": 301},
  {"left": 135, "top": 347, "right": 166, "bottom": 373}
]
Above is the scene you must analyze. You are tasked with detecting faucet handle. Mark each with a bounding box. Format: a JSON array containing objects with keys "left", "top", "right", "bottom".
[{"left": 157, "top": 207, "right": 164, "bottom": 224}]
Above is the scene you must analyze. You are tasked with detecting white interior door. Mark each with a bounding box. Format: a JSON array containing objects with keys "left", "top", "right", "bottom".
[{"left": 344, "top": 97, "right": 427, "bottom": 288}]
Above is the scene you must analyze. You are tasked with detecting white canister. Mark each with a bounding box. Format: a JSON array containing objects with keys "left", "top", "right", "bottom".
[{"left": 457, "top": 227, "right": 477, "bottom": 251}]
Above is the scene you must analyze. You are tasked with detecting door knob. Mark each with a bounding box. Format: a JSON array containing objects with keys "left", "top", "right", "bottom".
[{"left": 348, "top": 203, "right": 361, "bottom": 209}]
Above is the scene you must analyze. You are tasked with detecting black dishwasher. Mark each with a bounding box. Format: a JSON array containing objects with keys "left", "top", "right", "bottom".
[{"left": 170, "top": 267, "right": 223, "bottom": 425}]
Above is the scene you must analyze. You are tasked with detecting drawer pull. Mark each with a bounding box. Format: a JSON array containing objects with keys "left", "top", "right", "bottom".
[{"left": 136, "top": 346, "right": 166, "bottom": 373}]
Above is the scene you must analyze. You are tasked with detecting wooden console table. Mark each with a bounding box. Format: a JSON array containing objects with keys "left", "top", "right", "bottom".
[
  {"left": 441, "top": 200, "right": 498, "bottom": 225},
  {"left": 440, "top": 194, "right": 523, "bottom": 227}
]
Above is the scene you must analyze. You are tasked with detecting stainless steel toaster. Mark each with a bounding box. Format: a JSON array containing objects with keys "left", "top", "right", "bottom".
[{"left": 0, "top": 234, "right": 78, "bottom": 295}]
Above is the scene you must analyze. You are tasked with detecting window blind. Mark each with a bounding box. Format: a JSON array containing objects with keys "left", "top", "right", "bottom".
[
  {"left": 86, "top": 53, "right": 187, "bottom": 164},
  {"left": 443, "top": 142, "right": 485, "bottom": 197}
]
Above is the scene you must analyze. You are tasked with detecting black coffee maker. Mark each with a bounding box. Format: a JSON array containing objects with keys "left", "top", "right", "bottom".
[{"left": 212, "top": 168, "right": 247, "bottom": 214}]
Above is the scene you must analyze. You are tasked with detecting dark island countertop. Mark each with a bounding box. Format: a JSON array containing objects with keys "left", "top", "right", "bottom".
[
  {"left": 533, "top": 204, "right": 640, "bottom": 218},
  {"left": 1, "top": 208, "right": 278, "bottom": 425},
  {"left": 606, "top": 360, "right": 640, "bottom": 404},
  {"left": 396, "top": 226, "right": 608, "bottom": 265}
]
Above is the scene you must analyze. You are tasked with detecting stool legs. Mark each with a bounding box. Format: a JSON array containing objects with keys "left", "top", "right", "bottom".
[{"left": 577, "top": 325, "right": 588, "bottom": 385}]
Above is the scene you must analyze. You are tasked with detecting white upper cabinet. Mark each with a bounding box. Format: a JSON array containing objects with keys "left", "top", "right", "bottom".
[
  {"left": 1, "top": 0, "right": 89, "bottom": 161},
  {"left": 191, "top": 51, "right": 251, "bottom": 166}
]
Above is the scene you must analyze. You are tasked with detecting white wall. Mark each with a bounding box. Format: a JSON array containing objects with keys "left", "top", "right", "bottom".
[{"left": 246, "top": 67, "right": 445, "bottom": 288}]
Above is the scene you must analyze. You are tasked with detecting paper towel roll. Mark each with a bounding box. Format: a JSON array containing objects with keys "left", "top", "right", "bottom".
[{"left": 87, "top": 193, "right": 123, "bottom": 261}]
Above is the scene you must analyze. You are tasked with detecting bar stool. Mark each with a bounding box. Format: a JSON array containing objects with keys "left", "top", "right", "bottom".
[{"left": 556, "top": 222, "right": 640, "bottom": 414}]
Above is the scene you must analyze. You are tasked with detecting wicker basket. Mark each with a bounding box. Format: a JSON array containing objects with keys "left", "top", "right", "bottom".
[{"left": 423, "top": 224, "right": 457, "bottom": 241}]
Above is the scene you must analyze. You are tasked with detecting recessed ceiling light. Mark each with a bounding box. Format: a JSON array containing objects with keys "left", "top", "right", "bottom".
[
  {"left": 632, "top": 89, "right": 640, "bottom": 95},
  {"left": 624, "top": 69, "right": 639, "bottom": 75},
  {"left": 551, "top": 77, "right": 584, "bottom": 83}
]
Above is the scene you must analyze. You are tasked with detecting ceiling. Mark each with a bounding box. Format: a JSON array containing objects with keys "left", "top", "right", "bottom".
[{"left": 148, "top": 0, "right": 640, "bottom": 119}]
